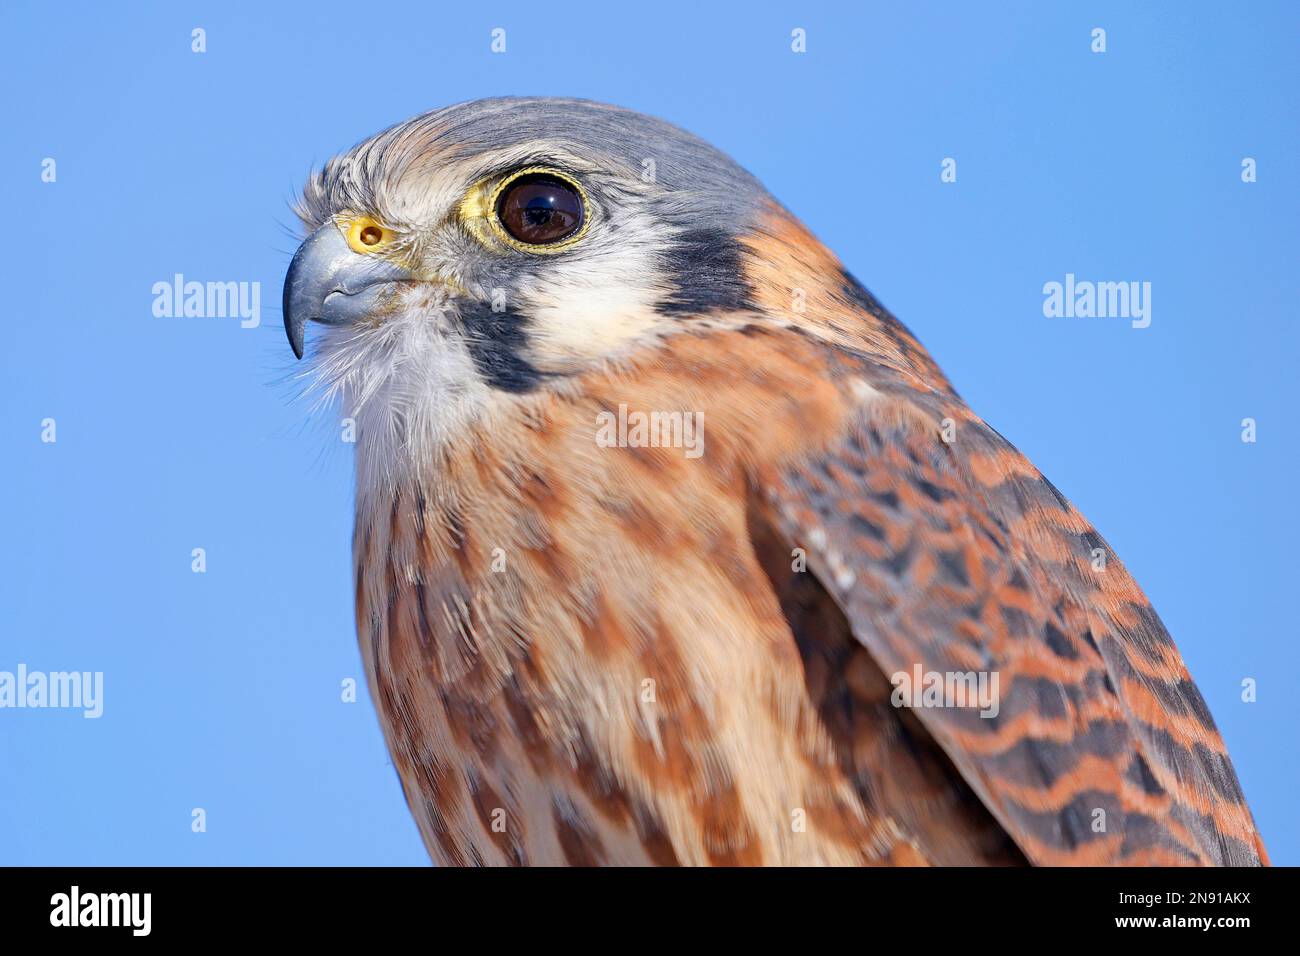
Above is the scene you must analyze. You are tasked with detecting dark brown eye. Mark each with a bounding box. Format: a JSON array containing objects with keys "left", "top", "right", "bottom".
[{"left": 496, "top": 173, "right": 585, "bottom": 246}]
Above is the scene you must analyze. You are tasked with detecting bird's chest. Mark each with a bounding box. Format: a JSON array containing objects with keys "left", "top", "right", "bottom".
[
  {"left": 345, "top": 352, "right": 889, "bottom": 865},
  {"left": 349, "top": 446, "right": 860, "bottom": 865}
]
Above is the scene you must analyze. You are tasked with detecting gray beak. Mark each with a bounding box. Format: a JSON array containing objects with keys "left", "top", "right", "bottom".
[{"left": 282, "top": 222, "right": 411, "bottom": 359}]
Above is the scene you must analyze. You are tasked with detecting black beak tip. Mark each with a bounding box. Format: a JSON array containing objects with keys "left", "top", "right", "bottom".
[{"left": 283, "top": 282, "right": 304, "bottom": 360}]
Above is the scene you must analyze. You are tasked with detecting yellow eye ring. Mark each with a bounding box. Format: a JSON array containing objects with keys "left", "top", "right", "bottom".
[
  {"left": 343, "top": 215, "right": 393, "bottom": 254},
  {"left": 485, "top": 167, "right": 591, "bottom": 254}
]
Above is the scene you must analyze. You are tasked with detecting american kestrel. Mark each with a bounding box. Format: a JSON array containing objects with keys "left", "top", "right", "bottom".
[{"left": 282, "top": 97, "right": 1266, "bottom": 866}]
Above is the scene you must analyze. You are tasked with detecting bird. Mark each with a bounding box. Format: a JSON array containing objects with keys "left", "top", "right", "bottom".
[{"left": 282, "top": 97, "right": 1267, "bottom": 866}]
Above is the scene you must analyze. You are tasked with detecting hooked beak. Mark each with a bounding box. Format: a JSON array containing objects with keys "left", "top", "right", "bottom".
[{"left": 282, "top": 222, "right": 411, "bottom": 359}]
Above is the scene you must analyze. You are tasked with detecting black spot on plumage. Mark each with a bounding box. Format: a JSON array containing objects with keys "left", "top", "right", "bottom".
[
  {"left": 655, "top": 227, "right": 755, "bottom": 316},
  {"left": 457, "top": 299, "right": 545, "bottom": 393},
  {"left": 1178, "top": 679, "right": 1219, "bottom": 731},
  {"left": 1029, "top": 681, "right": 1071, "bottom": 721},
  {"left": 1192, "top": 741, "right": 1248, "bottom": 803},
  {"left": 916, "top": 478, "right": 952, "bottom": 503},
  {"left": 1080, "top": 529, "right": 1106, "bottom": 557},
  {"left": 1059, "top": 801, "right": 1092, "bottom": 849},
  {"left": 1001, "top": 605, "right": 1034, "bottom": 637},
  {"left": 1126, "top": 753, "right": 1166, "bottom": 796},
  {"left": 1128, "top": 601, "right": 1176, "bottom": 645},
  {"left": 1142, "top": 725, "right": 1240, "bottom": 806},
  {"left": 1040, "top": 475, "right": 1074, "bottom": 512},
  {"left": 867, "top": 487, "right": 901, "bottom": 510},
  {"left": 1004, "top": 792, "right": 1115, "bottom": 851},
  {"left": 937, "top": 549, "right": 970, "bottom": 587},
  {"left": 1118, "top": 813, "right": 1203, "bottom": 863},
  {"left": 1146, "top": 678, "right": 1194, "bottom": 718},
  {"left": 882, "top": 541, "right": 914, "bottom": 579},
  {"left": 1043, "top": 620, "right": 1079, "bottom": 659},
  {"left": 1122, "top": 601, "right": 1180, "bottom": 664},
  {"left": 848, "top": 512, "right": 886, "bottom": 541},
  {"left": 984, "top": 718, "right": 1131, "bottom": 789}
]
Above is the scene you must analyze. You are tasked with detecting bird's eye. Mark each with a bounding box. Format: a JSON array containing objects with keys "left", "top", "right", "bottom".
[
  {"left": 344, "top": 215, "right": 393, "bottom": 254},
  {"left": 494, "top": 172, "right": 586, "bottom": 248}
]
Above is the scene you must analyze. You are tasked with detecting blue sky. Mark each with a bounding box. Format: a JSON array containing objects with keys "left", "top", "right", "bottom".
[{"left": 1, "top": 1, "right": 1296, "bottom": 865}]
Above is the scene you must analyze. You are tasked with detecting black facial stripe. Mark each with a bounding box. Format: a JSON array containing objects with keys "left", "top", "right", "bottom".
[
  {"left": 654, "top": 226, "right": 756, "bottom": 317},
  {"left": 456, "top": 299, "right": 545, "bottom": 393}
]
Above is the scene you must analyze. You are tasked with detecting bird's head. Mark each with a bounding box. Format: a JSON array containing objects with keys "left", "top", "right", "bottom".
[{"left": 283, "top": 97, "right": 792, "bottom": 466}]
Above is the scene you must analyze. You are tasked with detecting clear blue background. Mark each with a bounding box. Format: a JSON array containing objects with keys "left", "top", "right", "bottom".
[{"left": 2, "top": 0, "right": 1296, "bottom": 865}]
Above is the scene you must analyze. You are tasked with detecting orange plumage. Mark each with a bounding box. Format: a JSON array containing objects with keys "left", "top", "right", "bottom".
[{"left": 284, "top": 98, "right": 1267, "bottom": 866}]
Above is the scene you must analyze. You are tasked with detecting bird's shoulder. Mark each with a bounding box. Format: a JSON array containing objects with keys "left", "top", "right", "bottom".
[{"left": 732, "top": 326, "right": 1267, "bottom": 865}]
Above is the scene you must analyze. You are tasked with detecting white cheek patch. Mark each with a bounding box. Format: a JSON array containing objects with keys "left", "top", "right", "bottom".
[
  {"left": 524, "top": 277, "right": 661, "bottom": 370},
  {"left": 515, "top": 213, "right": 671, "bottom": 372}
]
